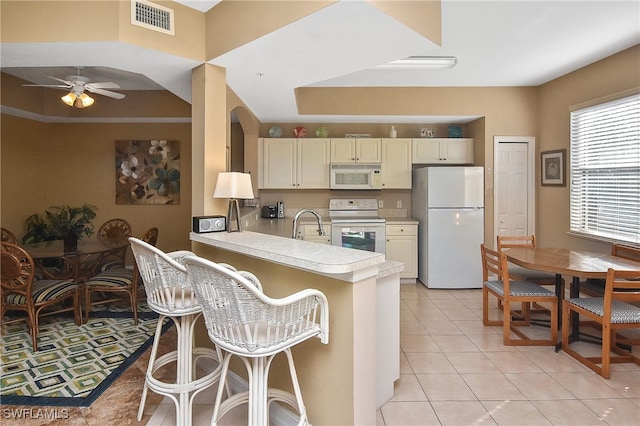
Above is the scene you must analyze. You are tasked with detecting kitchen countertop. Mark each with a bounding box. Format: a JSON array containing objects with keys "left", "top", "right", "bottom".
[
  {"left": 384, "top": 218, "right": 419, "bottom": 225},
  {"left": 190, "top": 231, "right": 386, "bottom": 281},
  {"left": 231, "top": 208, "right": 408, "bottom": 279}
]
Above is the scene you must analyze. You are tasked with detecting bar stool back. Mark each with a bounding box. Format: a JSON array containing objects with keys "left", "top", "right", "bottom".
[
  {"left": 184, "top": 255, "right": 329, "bottom": 426},
  {"left": 129, "top": 237, "right": 221, "bottom": 425}
]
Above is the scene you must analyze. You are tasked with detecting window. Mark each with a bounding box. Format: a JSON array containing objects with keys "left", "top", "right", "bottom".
[{"left": 570, "top": 93, "right": 640, "bottom": 244}]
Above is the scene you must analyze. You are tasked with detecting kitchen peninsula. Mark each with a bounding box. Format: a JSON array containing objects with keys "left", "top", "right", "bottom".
[{"left": 190, "top": 230, "right": 402, "bottom": 425}]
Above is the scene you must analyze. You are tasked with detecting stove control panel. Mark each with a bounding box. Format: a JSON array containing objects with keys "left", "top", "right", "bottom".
[{"left": 329, "top": 198, "right": 379, "bottom": 211}]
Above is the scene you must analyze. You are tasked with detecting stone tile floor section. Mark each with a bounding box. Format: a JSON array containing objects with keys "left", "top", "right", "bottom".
[{"left": 2, "top": 284, "right": 639, "bottom": 425}]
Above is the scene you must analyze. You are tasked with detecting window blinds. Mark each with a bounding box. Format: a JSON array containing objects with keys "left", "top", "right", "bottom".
[{"left": 570, "top": 93, "right": 640, "bottom": 244}]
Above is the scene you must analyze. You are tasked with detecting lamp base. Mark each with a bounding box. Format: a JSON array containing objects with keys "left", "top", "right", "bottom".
[{"left": 227, "top": 198, "right": 243, "bottom": 232}]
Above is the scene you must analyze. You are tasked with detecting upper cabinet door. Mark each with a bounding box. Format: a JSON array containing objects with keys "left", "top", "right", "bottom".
[
  {"left": 356, "top": 138, "right": 382, "bottom": 163},
  {"left": 297, "top": 138, "right": 330, "bottom": 188},
  {"left": 330, "top": 138, "right": 357, "bottom": 163},
  {"left": 412, "top": 138, "right": 474, "bottom": 164},
  {"left": 261, "top": 138, "right": 296, "bottom": 189},
  {"left": 440, "top": 139, "right": 474, "bottom": 164},
  {"left": 331, "top": 138, "right": 381, "bottom": 163}
]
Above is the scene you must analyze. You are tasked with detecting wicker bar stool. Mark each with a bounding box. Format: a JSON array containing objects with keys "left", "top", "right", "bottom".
[
  {"left": 129, "top": 237, "right": 221, "bottom": 425},
  {"left": 183, "top": 255, "right": 329, "bottom": 426}
]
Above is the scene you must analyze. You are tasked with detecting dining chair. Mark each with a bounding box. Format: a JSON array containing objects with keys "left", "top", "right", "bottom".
[
  {"left": 183, "top": 255, "right": 329, "bottom": 426},
  {"left": 579, "top": 244, "right": 640, "bottom": 347},
  {"left": 1, "top": 227, "right": 19, "bottom": 244},
  {"left": 496, "top": 235, "right": 560, "bottom": 286},
  {"left": 1, "top": 241, "right": 81, "bottom": 351},
  {"left": 95, "top": 218, "right": 133, "bottom": 271},
  {"left": 481, "top": 243, "right": 558, "bottom": 346},
  {"left": 496, "top": 235, "right": 562, "bottom": 314},
  {"left": 129, "top": 237, "right": 221, "bottom": 425},
  {"left": 562, "top": 267, "right": 640, "bottom": 378},
  {"left": 84, "top": 227, "right": 159, "bottom": 324}
]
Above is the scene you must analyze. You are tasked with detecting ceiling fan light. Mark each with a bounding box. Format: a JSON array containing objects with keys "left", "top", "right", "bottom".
[
  {"left": 78, "top": 93, "right": 94, "bottom": 107},
  {"left": 61, "top": 92, "right": 77, "bottom": 106}
]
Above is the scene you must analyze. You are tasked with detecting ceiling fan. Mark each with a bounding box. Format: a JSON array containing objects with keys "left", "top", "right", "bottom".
[{"left": 23, "top": 69, "right": 125, "bottom": 108}]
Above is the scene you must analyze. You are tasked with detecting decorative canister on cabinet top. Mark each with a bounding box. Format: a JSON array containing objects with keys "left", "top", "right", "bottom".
[
  {"left": 293, "top": 127, "right": 308, "bottom": 138},
  {"left": 389, "top": 125, "right": 397, "bottom": 138}
]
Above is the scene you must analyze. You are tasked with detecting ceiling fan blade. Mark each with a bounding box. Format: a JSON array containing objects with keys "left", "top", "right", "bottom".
[
  {"left": 46, "top": 75, "right": 73, "bottom": 85},
  {"left": 86, "top": 82, "right": 121, "bottom": 90},
  {"left": 22, "top": 84, "right": 70, "bottom": 88},
  {"left": 86, "top": 87, "right": 126, "bottom": 99}
]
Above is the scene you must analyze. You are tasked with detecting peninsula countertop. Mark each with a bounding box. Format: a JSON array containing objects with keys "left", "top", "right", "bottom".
[{"left": 190, "top": 230, "right": 391, "bottom": 282}]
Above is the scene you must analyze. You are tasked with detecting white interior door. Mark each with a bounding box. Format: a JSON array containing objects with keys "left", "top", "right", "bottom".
[{"left": 494, "top": 137, "right": 535, "bottom": 241}]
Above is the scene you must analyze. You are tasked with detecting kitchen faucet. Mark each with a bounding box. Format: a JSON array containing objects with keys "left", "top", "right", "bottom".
[{"left": 292, "top": 209, "right": 325, "bottom": 239}]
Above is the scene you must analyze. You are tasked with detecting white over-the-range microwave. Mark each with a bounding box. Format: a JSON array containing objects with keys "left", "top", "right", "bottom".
[{"left": 330, "top": 163, "right": 382, "bottom": 190}]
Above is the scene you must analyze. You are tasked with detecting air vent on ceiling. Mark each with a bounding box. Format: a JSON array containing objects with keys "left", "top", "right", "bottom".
[{"left": 131, "top": 0, "right": 174, "bottom": 35}]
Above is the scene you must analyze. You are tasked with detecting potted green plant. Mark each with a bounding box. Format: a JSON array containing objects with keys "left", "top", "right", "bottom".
[{"left": 22, "top": 204, "right": 98, "bottom": 248}]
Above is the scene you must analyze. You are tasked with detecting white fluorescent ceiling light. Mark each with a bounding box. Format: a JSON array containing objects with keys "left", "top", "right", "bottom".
[{"left": 375, "top": 56, "right": 458, "bottom": 69}]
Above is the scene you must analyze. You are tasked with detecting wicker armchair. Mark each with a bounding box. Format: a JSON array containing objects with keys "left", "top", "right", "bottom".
[
  {"left": 1, "top": 227, "right": 18, "bottom": 244},
  {"left": 184, "top": 255, "right": 329, "bottom": 425},
  {"left": 96, "top": 218, "right": 132, "bottom": 271},
  {"left": 1, "top": 242, "right": 81, "bottom": 351},
  {"left": 84, "top": 227, "right": 158, "bottom": 324}
]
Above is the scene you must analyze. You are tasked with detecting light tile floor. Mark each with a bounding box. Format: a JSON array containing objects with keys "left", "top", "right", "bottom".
[
  {"left": 149, "top": 284, "right": 640, "bottom": 425},
  {"left": 3, "top": 284, "right": 639, "bottom": 425},
  {"left": 377, "top": 284, "right": 640, "bottom": 426}
]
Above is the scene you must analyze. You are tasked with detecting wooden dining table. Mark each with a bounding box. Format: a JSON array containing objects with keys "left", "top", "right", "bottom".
[{"left": 504, "top": 246, "right": 640, "bottom": 350}]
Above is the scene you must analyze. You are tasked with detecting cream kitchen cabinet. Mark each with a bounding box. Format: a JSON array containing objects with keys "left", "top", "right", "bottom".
[
  {"left": 385, "top": 223, "right": 418, "bottom": 282},
  {"left": 295, "top": 223, "right": 331, "bottom": 244},
  {"left": 412, "top": 138, "right": 474, "bottom": 164},
  {"left": 259, "top": 138, "right": 330, "bottom": 189},
  {"left": 381, "top": 138, "right": 412, "bottom": 189},
  {"left": 330, "top": 138, "right": 381, "bottom": 163}
]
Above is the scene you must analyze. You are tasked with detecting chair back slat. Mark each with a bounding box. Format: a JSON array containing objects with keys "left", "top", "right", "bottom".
[
  {"left": 497, "top": 235, "right": 536, "bottom": 251},
  {"left": 605, "top": 268, "right": 640, "bottom": 305},
  {"left": 611, "top": 244, "right": 640, "bottom": 262},
  {"left": 481, "top": 244, "right": 509, "bottom": 281}
]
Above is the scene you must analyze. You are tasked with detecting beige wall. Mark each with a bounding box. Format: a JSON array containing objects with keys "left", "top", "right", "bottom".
[
  {"left": 2, "top": 0, "right": 637, "bottom": 255},
  {"left": 0, "top": 114, "right": 193, "bottom": 257},
  {"left": 536, "top": 44, "right": 640, "bottom": 251},
  {"left": 1, "top": 0, "right": 205, "bottom": 62}
]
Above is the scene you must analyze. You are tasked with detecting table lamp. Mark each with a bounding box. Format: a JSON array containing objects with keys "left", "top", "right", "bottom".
[{"left": 213, "top": 172, "right": 254, "bottom": 232}]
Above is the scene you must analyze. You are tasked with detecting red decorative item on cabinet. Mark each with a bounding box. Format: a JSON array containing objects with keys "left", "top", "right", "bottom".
[{"left": 293, "top": 127, "right": 308, "bottom": 138}]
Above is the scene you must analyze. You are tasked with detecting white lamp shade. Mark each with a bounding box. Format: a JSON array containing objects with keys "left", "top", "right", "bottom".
[{"left": 213, "top": 172, "right": 254, "bottom": 199}]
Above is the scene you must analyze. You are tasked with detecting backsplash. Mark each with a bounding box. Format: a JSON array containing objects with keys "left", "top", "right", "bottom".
[{"left": 379, "top": 208, "right": 409, "bottom": 219}]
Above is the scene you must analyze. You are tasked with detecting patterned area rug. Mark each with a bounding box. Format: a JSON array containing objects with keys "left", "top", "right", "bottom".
[{"left": 0, "top": 304, "right": 170, "bottom": 407}]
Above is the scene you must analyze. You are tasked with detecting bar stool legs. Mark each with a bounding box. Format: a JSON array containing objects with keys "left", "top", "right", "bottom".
[
  {"left": 211, "top": 348, "right": 307, "bottom": 426},
  {"left": 137, "top": 312, "right": 221, "bottom": 424}
]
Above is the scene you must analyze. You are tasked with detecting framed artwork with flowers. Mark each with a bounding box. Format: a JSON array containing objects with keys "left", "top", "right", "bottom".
[{"left": 116, "top": 140, "right": 180, "bottom": 205}]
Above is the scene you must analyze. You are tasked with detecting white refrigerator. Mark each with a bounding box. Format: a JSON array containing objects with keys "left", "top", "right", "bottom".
[{"left": 412, "top": 166, "right": 484, "bottom": 289}]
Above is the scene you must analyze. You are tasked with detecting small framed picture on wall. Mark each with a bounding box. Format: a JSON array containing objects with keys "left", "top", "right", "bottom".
[{"left": 541, "top": 149, "right": 566, "bottom": 187}]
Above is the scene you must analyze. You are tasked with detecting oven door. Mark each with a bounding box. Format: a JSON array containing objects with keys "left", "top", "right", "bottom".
[{"left": 331, "top": 222, "right": 386, "bottom": 254}]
